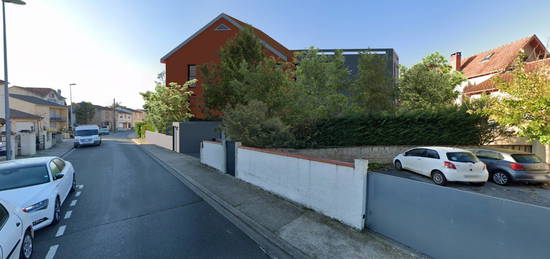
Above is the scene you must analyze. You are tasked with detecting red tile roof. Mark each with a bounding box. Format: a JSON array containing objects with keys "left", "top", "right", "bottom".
[
  {"left": 463, "top": 58, "right": 550, "bottom": 95},
  {"left": 460, "top": 35, "right": 548, "bottom": 79}
]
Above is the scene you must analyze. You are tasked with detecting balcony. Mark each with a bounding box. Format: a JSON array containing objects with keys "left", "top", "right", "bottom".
[{"left": 50, "top": 116, "right": 66, "bottom": 122}]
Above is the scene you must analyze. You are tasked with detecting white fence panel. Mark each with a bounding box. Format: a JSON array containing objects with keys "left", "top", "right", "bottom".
[
  {"left": 236, "top": 146, "right": 367, "bottom": 229},
  {"left": 145, "top": 131, "right": 172, "bottom": 150},
  {"left": 200, "top": 140, "right": 226, "bottom": 173}
]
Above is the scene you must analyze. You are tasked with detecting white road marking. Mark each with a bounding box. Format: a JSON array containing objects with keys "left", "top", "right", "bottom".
[
  {"left": 45, "top": 245, "right": 59, "bottom": 259},
  {"left": 55, "top": 225, "right": 66, "bottom": 237},
  {"left": 64, "top": 210, "right": 72, "bottom": 219},
  {"left": 70, "top": 200, "right": 77, "bottom": 207},
  {"left": 75, "top": 191, "right": 81, "bottom": 197}
]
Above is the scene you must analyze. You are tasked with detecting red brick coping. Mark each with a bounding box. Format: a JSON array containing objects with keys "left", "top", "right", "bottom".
[{"left": 240, "top": 146, "right": 355, "bottom": 168}]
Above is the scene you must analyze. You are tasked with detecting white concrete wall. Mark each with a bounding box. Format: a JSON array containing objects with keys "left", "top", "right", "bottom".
[
  {"left": 145, "top": 131, "right": 172, "bottom": 150},
  {"left": 200, "top": 140, "right": 226, "bottom": 173},
  {"left": 19, "top": 132, "right": 36, "bottom": 156},
  {"left": 237, "top": 146, "right": 367, "bottom": 229}
]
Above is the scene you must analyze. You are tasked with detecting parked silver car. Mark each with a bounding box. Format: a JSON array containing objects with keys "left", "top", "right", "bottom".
[{"left": 470, "top": 148, "right": 550, "bottom": 185}]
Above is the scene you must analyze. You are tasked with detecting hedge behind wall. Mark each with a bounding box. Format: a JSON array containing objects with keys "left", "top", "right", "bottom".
[{"left": 294, "top": 109, "right": 487, "bottom": 148}]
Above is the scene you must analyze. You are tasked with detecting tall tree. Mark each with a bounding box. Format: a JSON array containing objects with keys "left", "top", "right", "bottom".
[
  {"left": 74, "top": 102, "right": 96, "bottom": 124},
  {"left": 287, "top": 48, "right": 351, "bottom": 124},
  {"left": 141, "top": 80, "right": 195, "bottom": 133},
  {"left": 398, "top": 52, "right": 466, "bottom": 110},
  {"left": 200, "top": 26, "right": 267, "bottom": 115},
  {"left": 483, "top": 60, "right": 550, "bottom": 144},
  {"left": 351, "top": 52, "right": 395, "bottom": 113}
]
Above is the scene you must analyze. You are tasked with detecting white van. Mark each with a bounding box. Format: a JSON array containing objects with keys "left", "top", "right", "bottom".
[{"left": 74, "top": 125, "right": 101, "bottom": 148}]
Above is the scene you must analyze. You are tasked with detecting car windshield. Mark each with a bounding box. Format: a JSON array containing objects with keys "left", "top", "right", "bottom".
[
  {"left": 0, "top": 165, "right": 50, "bottom": 191},
  {"left": 446, "top": 152, "right": 479, "bottom": 163},
  {"left": 512, "top": 154, "right": 542, "bottom": 163},
  {"left": 76, "top": 129, "right": 98, "bottom": 136}
]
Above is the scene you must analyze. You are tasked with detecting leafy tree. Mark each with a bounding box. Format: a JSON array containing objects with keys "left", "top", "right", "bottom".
[
  {"left": 74, "top": 102, "right": 95, "bottom": 124},
  {"left": 200, "top": 26, "right": 267, "bottom": 115},
  {"left": 398, "top": 52, "right": 466, "bottom": 110},
  {"left": 483, "top": 60, "right": 550, "bottom": 144},
  {"left": 463, "top": 95, "right": 513, "bottom": 144},
  {"left": 141, "top": 80, "right": 195, "bottom": 133},
  {"left": 351, "top": 52, "right": 395, "bottom": 113},
  {"left": 287, "top": 48, "right": 352, "bottom": 124}
]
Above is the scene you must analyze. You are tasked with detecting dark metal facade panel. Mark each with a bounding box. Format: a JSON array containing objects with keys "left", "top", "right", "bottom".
[
  {"left": 178, "top": 121, "right": 222, "bottom": 155},
  {"left": 366, "top": 172, "right": 550, "bottom": 259}
]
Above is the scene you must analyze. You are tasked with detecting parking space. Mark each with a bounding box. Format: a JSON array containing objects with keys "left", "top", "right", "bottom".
[{"left": 376, "top": 168, "right": 550, "bottom": 208}]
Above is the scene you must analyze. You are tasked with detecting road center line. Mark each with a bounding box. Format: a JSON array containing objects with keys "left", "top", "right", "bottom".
[
  {"left": 64, "top": 210, "right": 72, "bottom": 219},
  {"left": 75, "top": 191, "right": 81, "bottom": 197},
  {"left": 45, "top": 245, "right": 59, "bottom": 259},
  {"left": 55, "top": 225, "right": 66, "bottom": 237},
  {"left": 70, "top": 200, "right": 77, "bottom": 207}
]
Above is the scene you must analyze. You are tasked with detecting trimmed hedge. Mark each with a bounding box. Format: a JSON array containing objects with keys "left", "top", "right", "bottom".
[
  {"left": 135, "top": 121, "right": 156, "bottom": 138},
  {"left": 294, "top": 109, "right": 488, "bottom": 148}
]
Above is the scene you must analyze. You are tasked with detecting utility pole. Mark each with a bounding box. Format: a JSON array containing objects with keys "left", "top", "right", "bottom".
[
  {"left": 2, "top": 0, "right": 26, "bottom": 160},
  {"left": 112, "top": 98, "right": 116, "bottom": 133},
  {"left": 69, "top": 83, "right": 76, "bottom": 129}
]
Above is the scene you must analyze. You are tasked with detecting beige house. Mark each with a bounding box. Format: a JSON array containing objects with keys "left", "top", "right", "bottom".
[
  {"left": 450, "top": 34, "right": 550, "bottom": 162},
  {"left": 9, "top": 86, "right": 67, "bottom": 105},
  {"left": 9, "top": 94, "right": 69, "bottom": 132},
  {"left": 129, "top": 109, "right": 146, "bottom": 127}
]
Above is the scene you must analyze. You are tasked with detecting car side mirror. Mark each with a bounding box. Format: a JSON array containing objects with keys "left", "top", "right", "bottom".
[{"left": 54, "top": 173, "right": 64, "bottom": 180}]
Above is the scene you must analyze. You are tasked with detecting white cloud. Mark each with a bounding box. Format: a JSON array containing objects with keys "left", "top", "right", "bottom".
[{"left": 3, "top": 1, "right": 159, "bottom": 109}]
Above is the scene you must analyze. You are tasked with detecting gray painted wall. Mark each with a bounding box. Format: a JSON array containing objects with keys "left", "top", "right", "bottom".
[
  {"left": 177, "top": 121, "right": 222, "bottom": 155},
  {"left": 366, "top": 172, "right": 550, "bottom": 259}
]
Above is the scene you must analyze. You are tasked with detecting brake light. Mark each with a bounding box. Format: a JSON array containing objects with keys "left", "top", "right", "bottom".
[
  {"left": 444, "top": 161, "right": 456, "bottom": 169},
  {"left": 509, "top": 163, "right": 524, "bottom": 170}
]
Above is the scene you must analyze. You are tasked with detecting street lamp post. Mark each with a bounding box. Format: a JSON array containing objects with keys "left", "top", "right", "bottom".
[
  {"left": 2, "top": 0, "right": 25, "bottom": 160},
  {"left": 69, "top": 83, "right": 75, "bottom": 128}
]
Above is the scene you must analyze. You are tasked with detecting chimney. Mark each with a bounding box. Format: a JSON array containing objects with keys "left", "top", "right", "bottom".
[
  {"left": 57, "top": 89, "right": 62, "bottom": 96},
  {"left": 450, "top": 52, "right": 462, "bottom": 71}
]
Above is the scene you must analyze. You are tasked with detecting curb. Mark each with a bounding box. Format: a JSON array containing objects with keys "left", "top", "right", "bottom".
[{"left": 133, "top": 139, "right": 310, "bottom": 259}]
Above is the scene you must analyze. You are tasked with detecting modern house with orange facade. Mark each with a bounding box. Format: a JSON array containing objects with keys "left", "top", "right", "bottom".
[{"left": 161, "top": 13, "right": 399, "bottom": 119}]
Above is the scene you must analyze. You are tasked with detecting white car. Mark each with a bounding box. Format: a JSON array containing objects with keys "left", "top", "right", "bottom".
[
  {"left": 0, "top": 200, "right": 33, "bottom": 259},
  {"left": 74, "top": 125, "right": 101, "bottom": 148},
  {"left": 393, "top": 147, "right": 488, "bottom": 186},
  {"left": 0, "top": 157, "right": 76, "bottom": 230},
  {"left": 99, "top": 126, "right": 110, "bottom": 135}
]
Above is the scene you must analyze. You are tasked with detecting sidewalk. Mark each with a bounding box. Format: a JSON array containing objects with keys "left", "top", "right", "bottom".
[
  {"left": 18, "top": 139, "right": 74, "bottom": 158},
  {"left": 133, "top": 137, "right": 422, "bottom": 259}
]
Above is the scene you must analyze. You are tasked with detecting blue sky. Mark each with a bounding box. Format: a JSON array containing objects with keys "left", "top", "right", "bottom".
[{"left": 3, "top": 0, "right": 550, "bottom": 108}]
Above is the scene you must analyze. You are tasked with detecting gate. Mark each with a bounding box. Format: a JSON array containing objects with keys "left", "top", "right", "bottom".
[
  {"left": 225, "top": 141, "right": 236, "bottom": 176},
  {"left": 175, "top": 121, "right": 222, "bottom": 158}
]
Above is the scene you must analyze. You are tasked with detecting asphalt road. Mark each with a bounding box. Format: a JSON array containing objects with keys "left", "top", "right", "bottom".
[{"left": 32, "top": 132, "right": 268, "bottom": 259}]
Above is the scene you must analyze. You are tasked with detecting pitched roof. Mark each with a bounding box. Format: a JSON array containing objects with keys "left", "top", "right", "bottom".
[
  {"left": 10, "top": 109, "right": 42, "bottom": 120},
  {"left": 463, "top": 58, "right": 550, "bottom": 95},
  {"left": 11, "top": 86, "right": 66, "bottom": 99},
  {"left": 160, "top": 13, "right": 292, "bottom": 62},
  {"left": 460, "top": 35, "right": 548, "bottom": 78},
  {"left": 10, "top": 94, "right": 67, "bottom": 107}
]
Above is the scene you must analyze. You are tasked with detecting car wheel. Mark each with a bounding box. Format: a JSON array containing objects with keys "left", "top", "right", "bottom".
[
  {"left": 74, "top": 143, "right": 79, "bottom": 148},
  {"left": 52, "top": 198, "right": 61, "bottom": 225},
  {"left": 70, "top": 174, "right": 77, "bottom": 193},
  {"left": 492, "top": 171, "right": 510, "bottom": 185},
  {"left": 431, "top": 171, "right": 447, "bottom": 186},
  {"left": 394, "top": 160, "right": 403, "bottom": 170},
  {"left": 20, "top": 229, "right": 33, "bottom": 259}
]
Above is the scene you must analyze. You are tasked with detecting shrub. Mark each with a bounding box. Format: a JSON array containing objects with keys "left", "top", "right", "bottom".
[
  {"left": 135, "top": 121, "right": 156, "bottom": 138},
  {"left": 222, "top": 100, "right": 294, "bottom": 148}
]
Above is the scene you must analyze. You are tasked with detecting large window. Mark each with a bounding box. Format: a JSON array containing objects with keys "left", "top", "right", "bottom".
[{"left": 188, "top": 64, "right": 196, "bottom": 88}]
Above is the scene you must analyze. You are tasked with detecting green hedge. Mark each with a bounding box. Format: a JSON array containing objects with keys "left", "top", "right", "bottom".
[
  {"left": 293, "top": 109, "right": 488, "bottom": 148},
  {"left": 135, "top": 121, "right": 156, "bottom": 138}
]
